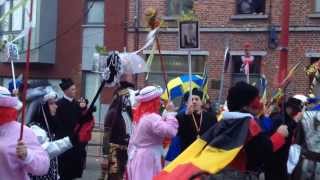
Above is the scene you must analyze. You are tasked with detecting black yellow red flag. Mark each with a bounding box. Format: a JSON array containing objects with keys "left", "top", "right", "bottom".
[{"left": 154, "top": 115, "right": 252, "bottom": 180}]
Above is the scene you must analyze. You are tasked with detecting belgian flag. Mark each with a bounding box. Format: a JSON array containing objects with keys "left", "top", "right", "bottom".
[{"left": 154, "top": 115, "right": 254, "bottom": 180}]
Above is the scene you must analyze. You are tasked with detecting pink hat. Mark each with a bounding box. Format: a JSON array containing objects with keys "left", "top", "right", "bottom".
[
  {"left": 136, "top": 86, "right": 163, "bottom": 103},
  {"left": 0, "top": 86, "right": 22, "bottom": 109}
]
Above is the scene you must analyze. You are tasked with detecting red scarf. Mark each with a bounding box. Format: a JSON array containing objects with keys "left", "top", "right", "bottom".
[
  {"left": 133, "top": 97, "right": 160, "bottom": 124},
  {"left": 0, "top": 107, "right": 18, "bottom": 125}
]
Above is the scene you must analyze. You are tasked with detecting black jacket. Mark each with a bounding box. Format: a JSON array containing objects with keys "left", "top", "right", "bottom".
[
  {"left": 177, "top": 111, "right": 217, "bottom": 151},
  {"left": 55, "top": 97, "right": 85, "bottom": 179},
  {"left": 264, "top": 112, "right": 299, "bottom": 180}
]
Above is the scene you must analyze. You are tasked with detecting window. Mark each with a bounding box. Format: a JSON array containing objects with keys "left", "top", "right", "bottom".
[
  {"left": 83, "top": 71, "right": 103, "bottom": 126},
  {"left": 237, "top": 0, "right": 266, "bottom": 15},
  {"left": 316, "top": 0, "right": 320, "bottom": 13},
  {"left": 82, "top": 27, "right": 104, "bottom": 70},
  {"left": 231, "top": 55, "right": 264, "bottom": 91},
  {"left": 147, "top": 54, "right": 206, "bottom": 88},
  {"left": 167, "top": 0, "right": 193, "bottom": 17},
  {"left": 86, "top": 0, "right": 104, "bottom": 24},
  {"left": 0, "top": 0, "right": 24, "bottom": 32},
  {"left": 0, "top": 0, "right": 37, "bottom": 58}
]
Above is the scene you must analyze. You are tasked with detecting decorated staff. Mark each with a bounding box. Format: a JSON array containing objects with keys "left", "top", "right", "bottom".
[
  {"left": 84, "top": 51, "right": 124, "bottom": 125},
  {"left": 306, "top": 60, "right": 320, "bottom": 98},
  {"left": 94, "top": 51, "right": 146, "bottom": 180},
  {"left": 20, "top": 0, "right": 34, "bottom": 140},
  {"left": 241, "top": 42, "right": 254, "bottom": 83},
  {"left": 6, "top": 42, "right": 19, "bottom": 92},
  {"left": 144, "top": 8, "right": 170, "bottom": 98},
  {"left": 262, "top": 61, "right": 303, "bottom": 117}
]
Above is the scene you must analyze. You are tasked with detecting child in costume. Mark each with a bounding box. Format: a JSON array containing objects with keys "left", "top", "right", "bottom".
[
  {"left": 0, "top": 86, "right": 50, "bottom": 180},
  {"left": 127, "top": 86, "right": 178, "bottom": 180}
]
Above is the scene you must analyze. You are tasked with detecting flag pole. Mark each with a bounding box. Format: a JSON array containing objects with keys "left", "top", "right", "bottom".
[
  {"left": 10, "top": 60, "right": 16, "bottom": 90},
  {"left": 19, "top": 0, "right": 34, "bottom": 140},
  {"left": 201, "top": 63, "right": 208, "bottom": 102},
  {"left": 218, "top": 46, "right": 229, "bottom": 104},
  {"left": 188, "top": 50, "right": 192, "bottom": 100},
  {"left": 155, "top": 37, "right": 170, "bottom": 100}
]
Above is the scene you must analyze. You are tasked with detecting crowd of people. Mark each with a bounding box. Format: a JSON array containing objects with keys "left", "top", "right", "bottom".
[
  {"left": 0, "top": 75, "right": 319, "bottom": 180},
  {"left": 100, "top": 80, "right": 318, "bottom": 180}
]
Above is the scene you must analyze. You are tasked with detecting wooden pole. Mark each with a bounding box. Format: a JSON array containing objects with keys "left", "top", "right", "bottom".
[{"left": 19, "top": 0, "right": 34, "bottom": 140}]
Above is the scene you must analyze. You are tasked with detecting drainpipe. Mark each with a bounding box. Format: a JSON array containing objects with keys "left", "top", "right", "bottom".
[
  {"left": 134, "top": 0, "right": 140, "bottom": 86},
  {"left": 277, "top": 0, "right": 290, "bottom": 84},
  {"left": 124, "top": 0, "right": 128, "bottom": 48}
]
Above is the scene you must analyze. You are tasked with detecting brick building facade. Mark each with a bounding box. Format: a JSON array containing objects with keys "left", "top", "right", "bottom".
[
  {"left": 126, "top": 0, "right": 320, "bottom": 103},
  {"left": 0, "top": 0, "right": 128, "bottom": 124},
  {"left": 0, "top": 0, "right": 319, "bottom": 114}
]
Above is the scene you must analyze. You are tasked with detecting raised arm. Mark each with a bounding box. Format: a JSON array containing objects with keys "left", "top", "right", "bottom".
[{"left": 151, "top": 112, "right": 178, "bottom": 138}]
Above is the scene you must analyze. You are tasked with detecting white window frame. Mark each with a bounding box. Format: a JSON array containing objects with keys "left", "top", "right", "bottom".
[
  {"left": 86, "top": 0, "right": 105, "bottom": 24},
  {"left": 236, "top": 0, "right": 266, "bottom": 15},
  {"left": 143, "top": 50, "right": 209, "bottom": 88},
  {"left": 167, "top": 0, "right": 193, "bottom": 17},
  {"left": 0, "top": 0, "right": 25, "bottom": 33}
]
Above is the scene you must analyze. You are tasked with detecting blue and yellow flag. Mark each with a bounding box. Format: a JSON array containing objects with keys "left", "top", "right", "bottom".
[{"left": 161, "top": 74, "right": 206, "bottom": 100}]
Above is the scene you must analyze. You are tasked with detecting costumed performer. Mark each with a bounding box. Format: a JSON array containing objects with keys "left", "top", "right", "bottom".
[
  {"left": 127, "top": 85, "right": 178, "bottom": 180},
  {"left": 0, "top": 86, "right": 50, "bottom": 179}
]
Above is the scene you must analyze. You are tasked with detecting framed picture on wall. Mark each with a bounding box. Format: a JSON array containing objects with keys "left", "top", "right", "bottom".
[{"left": 179, "top": 21, "right": 200, "bottom": 50}]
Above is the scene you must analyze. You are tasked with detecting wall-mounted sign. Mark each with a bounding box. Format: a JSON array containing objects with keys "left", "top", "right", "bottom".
[{"left": 179, "top": 21, "right": 200, "bottom": 50}]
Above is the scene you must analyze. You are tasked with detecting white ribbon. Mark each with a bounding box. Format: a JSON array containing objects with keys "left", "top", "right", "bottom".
[{"left": 133, "top": 27, "right": 159, "bottom": 54}]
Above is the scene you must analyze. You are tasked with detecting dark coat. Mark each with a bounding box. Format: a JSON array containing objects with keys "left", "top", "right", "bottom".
[
  {"left": 101, "top": 88, "right": 133, "bottom": 178},
  {"left": 264, "top": 112, "right": 299, "bottom": 180},
  {"left": 55, "top": 97, "right": 85, "bottom": 179},
  {"left": 177, "top": 111, "right": 217, "bottom": 151},
  {"left": 104, "top": 90, "right": 131, "bottom": 146}
]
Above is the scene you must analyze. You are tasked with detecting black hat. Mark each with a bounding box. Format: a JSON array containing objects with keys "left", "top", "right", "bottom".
[
  {"left": 183, "top": 88, "right": 204, "bottom": 102},
  {"left": 286, "top": 97, "right": 303, "bottom": 112},
  {"left": 59, "top": 78, "right": 74, "bottom": 91},
  {"left": 227, "top": 81, "right": 259, "bottom": 111}
]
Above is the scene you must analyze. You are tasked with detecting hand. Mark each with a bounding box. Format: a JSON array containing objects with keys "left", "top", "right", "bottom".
[
  {"left": 12, "top": 89, "right": 19, "bottom": 97},
  {"left": 165, "top": 101, "right": 176, "bottom": 112},
  {"left": 293, "top": 112, "right": 303, "bottom": 122},
  {"left": 277, "top": 125, "right": 289, "bottom": 138},
  {"left": 16, "top": 140, "right": 27, "bottom": 160},
  {"left": 186, "top": 102, "right": 194, "bottom": 115}
]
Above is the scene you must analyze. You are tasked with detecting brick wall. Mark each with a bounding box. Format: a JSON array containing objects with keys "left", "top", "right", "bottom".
[{"left": 127, "top": 0, "right": 320, "bottom": 102}]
